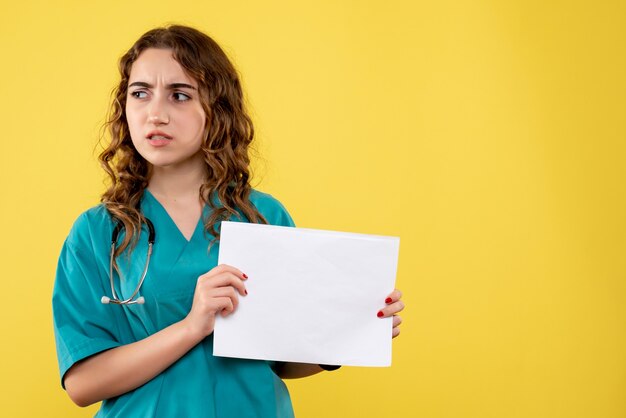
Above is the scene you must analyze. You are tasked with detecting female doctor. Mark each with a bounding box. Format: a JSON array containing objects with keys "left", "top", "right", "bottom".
[{"left": 52, "top": 25, "right": 405, "bottom": 417}]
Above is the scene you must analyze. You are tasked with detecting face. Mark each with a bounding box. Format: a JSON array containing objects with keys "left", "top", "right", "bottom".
[{"left": 126, "top": 48, "right": 206, "bottom": 171}]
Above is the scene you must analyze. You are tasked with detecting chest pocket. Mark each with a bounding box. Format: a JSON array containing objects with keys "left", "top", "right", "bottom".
[{"left": 149, "top": 288, "right": 195, "bottom": 329}]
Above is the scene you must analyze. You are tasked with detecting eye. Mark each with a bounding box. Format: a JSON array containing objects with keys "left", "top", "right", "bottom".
[
  {"left": 130, "top": 90, "right": 148, "bottom": 99},
  {"left": 173, "top": 92, "right": 191, "bottom": 102}
]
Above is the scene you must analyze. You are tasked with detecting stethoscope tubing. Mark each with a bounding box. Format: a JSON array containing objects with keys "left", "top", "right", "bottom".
[{"left": 101, "top": 217, "right": 156, "bottom": 306}]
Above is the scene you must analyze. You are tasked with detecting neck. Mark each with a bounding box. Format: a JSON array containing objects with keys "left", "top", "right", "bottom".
[{"left": 147, "top": 156, "right": 206, "bottom": 201}]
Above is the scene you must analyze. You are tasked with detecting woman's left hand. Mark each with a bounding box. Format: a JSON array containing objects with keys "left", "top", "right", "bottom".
[{"left": 378, "top": 289, "right": 404, "bottom": 338}]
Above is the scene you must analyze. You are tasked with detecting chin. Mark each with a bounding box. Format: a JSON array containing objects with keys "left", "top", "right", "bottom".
[{"left": 147, "top": 157, "right": 201, "bottom": 170}]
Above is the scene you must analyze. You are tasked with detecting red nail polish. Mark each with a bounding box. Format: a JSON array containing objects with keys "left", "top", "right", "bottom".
[
  {"left": 245, "top": 289, "right": 248, "bottom": 295},
  {"left": 377, "top": 311, "right": 384, "bottom": 318},
  {"left": 243, "top": 273, "right": 248, "bottom": 279},
  {"left": 385, "top": 297, "right": 392, "bottom": 304}
]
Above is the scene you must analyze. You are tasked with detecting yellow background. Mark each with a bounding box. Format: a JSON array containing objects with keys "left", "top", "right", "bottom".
[{"left": 1, "top": 0, "right": 624, "bottom": 417}]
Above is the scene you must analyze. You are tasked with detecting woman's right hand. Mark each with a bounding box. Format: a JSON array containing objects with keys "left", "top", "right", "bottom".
[{"left": 183, "top": 264, "right": 248, "bottom": 339}]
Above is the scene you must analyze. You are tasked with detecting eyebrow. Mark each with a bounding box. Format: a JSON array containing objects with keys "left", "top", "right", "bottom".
[{"left": 128, "top": 81, "right": 197, "bottom": 90}]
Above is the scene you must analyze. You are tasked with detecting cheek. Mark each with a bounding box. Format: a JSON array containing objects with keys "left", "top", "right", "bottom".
[
  {"left": 190, "top": 106, "right": 206, "bottom": 126},
  {"left": 187, "top": 109, "right": 207, "bottom": 138},
  {"left": 198, "top": 114, "right": 208, "bottom": 135}
]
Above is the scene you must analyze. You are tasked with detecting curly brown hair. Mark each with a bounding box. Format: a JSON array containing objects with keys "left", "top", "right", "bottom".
[{"left": 99, "top": 25, "right": 266, "bottom": 257}]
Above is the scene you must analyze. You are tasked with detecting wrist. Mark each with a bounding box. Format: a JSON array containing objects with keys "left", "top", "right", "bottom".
[
  {"left": 179, "top": 317, "right": 208, "bottom": 344},
  {"left": 318, "top": 364, "right": 341, "bottom": 371}
]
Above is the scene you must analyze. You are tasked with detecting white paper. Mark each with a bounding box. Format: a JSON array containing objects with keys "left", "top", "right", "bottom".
[{"left": 213, "top": 221, "right": 400, "bottom": 367}]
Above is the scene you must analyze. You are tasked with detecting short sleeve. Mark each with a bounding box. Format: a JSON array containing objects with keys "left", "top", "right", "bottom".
[
  {"left": 249, "top": 191, "right": 296, "bottom": 228},
  {"left": 52, "top": 213, "right": 122, "bottom": 388}
]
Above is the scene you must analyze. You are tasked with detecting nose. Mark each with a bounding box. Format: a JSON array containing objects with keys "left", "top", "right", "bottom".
[{"left": 147, "top": 95, "right": 170, "bottom": 125}]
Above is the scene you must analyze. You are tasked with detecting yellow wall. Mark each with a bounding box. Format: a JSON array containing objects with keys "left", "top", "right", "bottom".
[{"left": 1, "top": 0, "right": 624, "bottom": 417}]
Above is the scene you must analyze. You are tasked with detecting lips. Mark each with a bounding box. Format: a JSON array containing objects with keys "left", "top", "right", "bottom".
[
  {"left": 146, "top": 130, "right": 173, "bottom": 140},
  {"left": 146, "top": 130, "right": 173, "bottom": 148}
]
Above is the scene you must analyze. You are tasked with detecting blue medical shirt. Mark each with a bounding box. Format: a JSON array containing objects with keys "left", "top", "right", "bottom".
[{"left": 52, "top": 190, "right": 295, "bottom": 417}]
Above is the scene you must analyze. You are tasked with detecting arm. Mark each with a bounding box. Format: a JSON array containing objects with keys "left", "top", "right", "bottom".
[
  {"left": 64, "top": 265, "right": 248, "bottom": 407},
  {"left": 65, "top": 319, "right": 203, "bottom": 407},
  {"left": 276, "top": 363, "right": 324, "bottom": 379}
]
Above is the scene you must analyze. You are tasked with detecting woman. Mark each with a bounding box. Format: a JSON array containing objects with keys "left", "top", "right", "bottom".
[{"left": 53, "top": 25, "right": 404, "bottom": 417}]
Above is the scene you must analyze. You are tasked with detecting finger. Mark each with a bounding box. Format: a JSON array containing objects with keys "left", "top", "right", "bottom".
[
  {"left": 392, "top": 327, "right": 401, "bottom": 338},
  {"left": 212, "top": 273, "right": 248, "bottom": 296},
  {"left": 214, "top": 297, "right": 235, "bottom": 317},
  {"left": 392, "top": 314, "right": 402, "bottom": 328},
  {"left": 385, "top": 289, "right": 403, "bottom": 304},
  {"left": 377, "top": 300, "right": 405, "bottom": 318},
  {"left": 201, "top": 264, "right": 248, "bottom": 281},
  {"left": 207, "top": 286, "right": 241, "bottom": 312},
  {"left": 193, "top": 286, "right": 240, "bottom": 316},
  {"left": 198, "top": 272, "right": 247, "bottom": 296}
]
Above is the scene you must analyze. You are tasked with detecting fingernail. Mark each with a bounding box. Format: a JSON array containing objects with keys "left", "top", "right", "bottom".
[
  {"left": 385, "top": 297, "right": 392, "bottom": 304},
  {"left": 243, "top": 273, "right": 248, "bottom": 279},
  {"left": 244, "top": 289, "right": 248, "bottom": 295},
  {"left": 377, "top": 311, "right": 384, "bottom": 318}
]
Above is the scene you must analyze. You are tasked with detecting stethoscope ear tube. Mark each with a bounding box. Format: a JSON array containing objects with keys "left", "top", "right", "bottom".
[{"left": 101, "top": 218, "right": 155, "bottom": 306}]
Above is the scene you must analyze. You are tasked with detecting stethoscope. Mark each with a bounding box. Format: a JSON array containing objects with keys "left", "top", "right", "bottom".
[{"left": 101, "top": 218, "right": 156, "bottom": 305}]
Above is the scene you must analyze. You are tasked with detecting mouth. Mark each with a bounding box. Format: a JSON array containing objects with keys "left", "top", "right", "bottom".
[
  {"left": 146, "top": 130, "right": 173, "bottom": 140},
  {"left": 146, "top": 131, "right": 173, "bottom": 147},
  {"left": 149, "top": 135, "right": 171, "bottom": 140}
]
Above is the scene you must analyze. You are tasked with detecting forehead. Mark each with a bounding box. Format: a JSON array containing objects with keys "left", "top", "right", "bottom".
[{"left": 129, "top": 48, "right": 196, "bottom": 86}]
